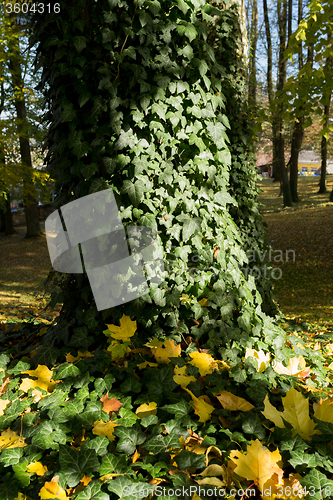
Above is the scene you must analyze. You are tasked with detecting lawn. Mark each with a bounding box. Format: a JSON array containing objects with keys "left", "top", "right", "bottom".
[
  {"left": 0, "top": 176, "right": 332, "bottom": 327},
  {"left": 257, "top": 175, "right": 333, "bottom": 328}
]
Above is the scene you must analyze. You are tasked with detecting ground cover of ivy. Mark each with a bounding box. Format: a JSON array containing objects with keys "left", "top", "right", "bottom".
[{"left": 1, "top": 313, "right": 333, "bottom": 500}]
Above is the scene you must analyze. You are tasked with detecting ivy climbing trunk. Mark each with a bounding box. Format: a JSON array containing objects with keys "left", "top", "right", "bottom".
[{"left": 30, "top": 0, "right": 281, "bottom": 358}]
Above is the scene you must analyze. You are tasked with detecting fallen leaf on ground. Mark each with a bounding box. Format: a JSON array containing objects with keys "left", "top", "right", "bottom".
[
  {"left": 213, "top": 391, "right": 254, "bottom": 411},
  {"left": 100, "top": 394, "right": 123, "bottom": 414},
  {"left": 262, "top": 387, "right": 317, "bottom": 440},
  {"left": 185, "top": 389, "right": 214, "bottom": 423},
  {"left": 0, "top": 429, "right": 26, "bottom": 449},
  {"left": 136, "top": 402, "right": 157, "bottom": 419},
  {"left": 152, "top": 339, "right": 181, "bottom": 364},
  {"left": 92, "top": 420, "right": 119, "bottom": 441},
  {"left": 245, "top": 348, "right": 270, "bottom": 372},
  {"left": 173, "top": 365, "right": 196, "bottom": 388},
  {"left": 188, "top": 351, "right": 219, "bottom": 376},
  {"left": 229, "top": 439, "right": 284, "bottom": 493},
  {"left": 27, "top": 461, "right": 48, "bottom": 476},
  {"left": 105, "top": 314, "right": 137, "bottom": 342}
]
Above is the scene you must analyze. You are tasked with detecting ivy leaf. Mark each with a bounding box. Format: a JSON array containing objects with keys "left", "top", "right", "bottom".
[
  {"left": 182, "top": 217, "right": 201, "bottom": 242},
  {"left": 59, "top": 445, "right": 100, "bottom": 487},
  {"left": 73, "top": 36, "right": 87, "bottom": 53},
  {"left": 99, "top": 454, "right": 129, "bottom": 475},
  {"left": 121, "top": 180, "right": 145, "bottom": 208},
  {"left": 54, "top": 363, "right": 81, "bottom": 380},
  {"left": 143, "top": 433, "right": 180, "bottom": 454},
  {"left": 300, "top": 469, "right": 333, "bottom": 500},
  {"left": 177, "top": 0, "right": 189, "bottom": 14},
  {"left": 76, "top": 481, "right": 110, "bottom": 500},
  {"left": 114, "top": 425, "right": 146, "bottom": 455},
  {"left": 61, "top": 103, "right": 76, "bottom": 122},
  {"left": 0, "top": 447, "right": 24, "bottom": 466}
]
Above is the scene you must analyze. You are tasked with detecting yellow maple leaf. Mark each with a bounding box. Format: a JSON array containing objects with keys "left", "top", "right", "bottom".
[
  {"left": 92, "top": 420, "right": 119, "bottom": 441},
  {"left": 185, "top": 389, "right": 214, "bottom": 423},
  {"left": 39, "top": 479, "right": 67, "bottom": 499},
  {"left": 144, "top": 338, "right": 164, "bottom": 348},
  {"left": 0, "top": 429, "right": 26, "bottom": 449},
  {"left": 262, "top": 472, "right": 305, "bottom": 500},
  {"left": 135, "top": 402, "right": 157, "bottom": 419},
  {"left": 188, "top": 352, "right": 218, "bottom": 376},
  {"left": 137, "top": 361, "right": 159, "bottom": 369},
  {"left": 20, "top": 365, "right": 56, "bottom": 394},
  {"left": 0, "top": 399, "right": 10, "bottom": 416},
  {"left": 245, "top": 348, "right": 270, "bottom": 372},
  {"left": 27, "top": 461, "right": 48, "bottom": 476},
  {"left": 152, "top": 339, "right": 181, "bottom": 364},
  {"left": 272, "top": 356, "right": 308, "bottom": 376},
  {"left": 66, "top": 351, "right": 94, "bottom": 363},
  {"left": 213, "top": 391, "right": 254, "bottom": 411},
  {"left": 173, "top": 365, "right": 196, "bottom": 388},
  {"left": 313, "top": 397, "right": 333, "bottom": 425},
  {"left": 229, "top": 439, "right": 283, "bottom": 493},
  {"left": 262, "top": 387, "right": 317, "bottom": 440},
  {"left": 105, "top": 314, "right": 137, "bottom": 342},
  {"left": 198, "top": 298, "right": 208, "bottom": 307}
]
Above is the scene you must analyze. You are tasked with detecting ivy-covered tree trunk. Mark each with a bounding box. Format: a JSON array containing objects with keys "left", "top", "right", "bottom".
[{"left": 30, "top": 0, "right": 280, "bottom": 360}]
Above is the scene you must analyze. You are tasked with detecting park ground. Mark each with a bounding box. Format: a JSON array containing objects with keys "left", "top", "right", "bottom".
[{"left": 0, "top": 175, "right": 332, "bottom": 330}]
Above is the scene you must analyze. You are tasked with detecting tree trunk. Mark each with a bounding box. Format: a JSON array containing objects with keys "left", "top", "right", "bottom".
[
  {"left": 289, "top": 118, "right": 303, "bottom": 201},
  {"left": 248, "top": 0, "right": 258, "bottom": 108},
  {"left": 319, "top": 100, "right": 330, "bottom": 193},
  {"left": 276, "top": 0, "right": 292, "bottom": 207},
  {"left": 4, "top": 193, "right": 15, "bottom": 235},
  {"left": 6, "top": 14, "right": 41, "bottom": 238},
  {"left": 289, "top": 0, "right": 307, "bottom": 203},
  {"left": 330, "top": 188, "right": 333, "bottom": 202}
]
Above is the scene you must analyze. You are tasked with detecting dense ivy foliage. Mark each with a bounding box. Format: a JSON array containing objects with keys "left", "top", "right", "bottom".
[{"left": 30, "top": 0, "right": 277, "bottom": 359}]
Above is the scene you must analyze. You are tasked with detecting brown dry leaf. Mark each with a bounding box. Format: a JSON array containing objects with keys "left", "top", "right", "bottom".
[
  {"left": 0, "top": 377, "right": 10, "bottom": 397},
  {"left": 229, "top": 439, "right": 284, "bottom": 493},
  {"left": 262, "top": 472, "right": 305, "bottom": 499},
  {"left": 100, "top": 394, "right": 123, "bottom": 415},
  {"left": 213, "top": 391, "right": 254, "bottom": 411},
  {"left": 132, "top": 449, "right": 140, "bottom": 463}
]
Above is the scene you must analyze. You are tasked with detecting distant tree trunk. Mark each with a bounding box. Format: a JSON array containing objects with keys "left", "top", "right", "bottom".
[
  {"left": 3, "top": 193, "right": 14, "bottom": 235},
  {"left": 319, "top": 99, "right": 331, "bottom": 193},
  {"left": 6, "top": 14, "right": 41, "bottom": 238},
  {"left": 0, "top": 203, "right": 6, "bottom": 232},
  {"left": 330, "top": 188, "right": 333, "bottom": 202},
  {"left": 248, "top": 0, "right": 258, "bottom": 108},
  {"left": 276, "top": 0, "right": 292, "bottom": 206},
  {"left": 263, "top": 0, "right": 280, "bottom": 183},
  {"left": 289, "top": 3, "right": 313, "bottom": 202}
]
